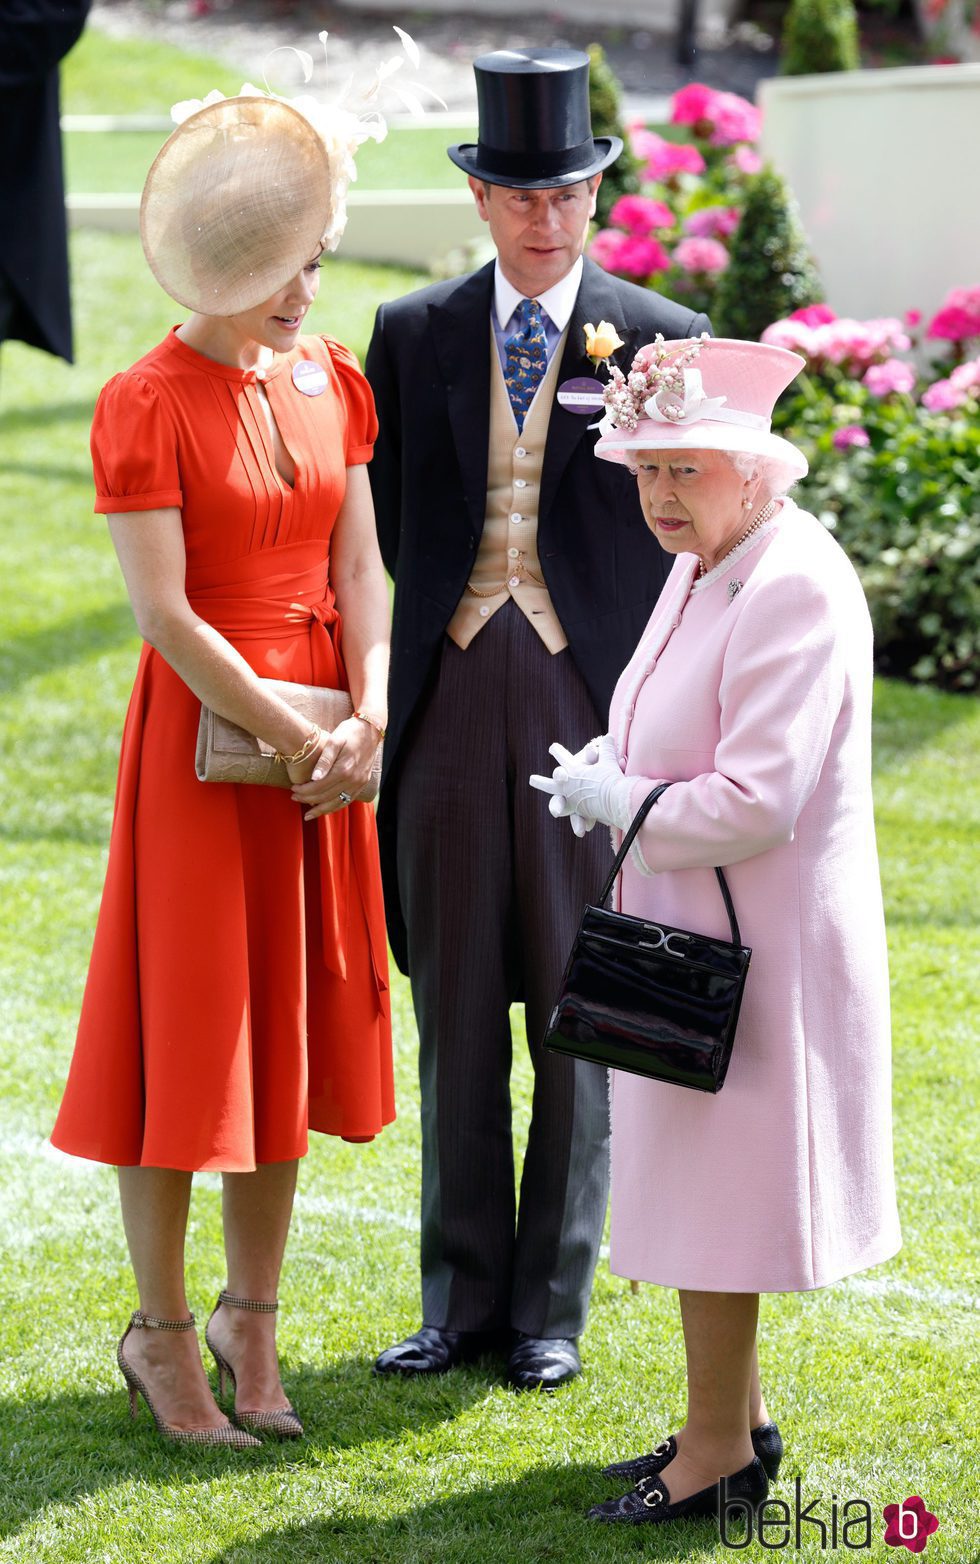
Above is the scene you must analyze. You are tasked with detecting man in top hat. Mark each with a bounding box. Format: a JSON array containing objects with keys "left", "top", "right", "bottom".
[{"left": 366, "top": 47, "right": 710, "bottom": 1390}]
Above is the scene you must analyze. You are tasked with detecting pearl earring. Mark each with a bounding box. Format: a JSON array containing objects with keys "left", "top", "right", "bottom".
[{"left": 741, "top": 494, "right": 752, "bottom": 508}]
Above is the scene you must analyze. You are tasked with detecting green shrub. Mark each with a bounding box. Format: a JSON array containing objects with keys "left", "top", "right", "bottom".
[
  {"left": 588, "top": 43, "right": 641, "bottom": 227},
  {"left": 781, "top": 0, "right": 861, "bottom": 74},
  {"left": 713, "top": 167, "right": 823, "bottom": 339},
  {"left": 775, "top": 380, "right": 980, "bottom": 690}
]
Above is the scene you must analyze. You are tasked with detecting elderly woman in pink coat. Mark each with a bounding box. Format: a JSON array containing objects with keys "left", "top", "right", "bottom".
[{"left": 531, "top": 335, "right": 901, "bottom": 1528}]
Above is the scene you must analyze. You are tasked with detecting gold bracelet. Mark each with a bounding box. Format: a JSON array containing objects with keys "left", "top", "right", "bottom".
[
  {"left": 274, "top": 725, "right": 322, "bottom": 766},
  {"left": 353, "top": 709, "right": 387, "bottom": 741}
]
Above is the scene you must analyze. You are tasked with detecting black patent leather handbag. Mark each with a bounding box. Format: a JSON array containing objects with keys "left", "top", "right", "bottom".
[{"left": 545, "top": 783, "right": 751, "bottom": 1093}]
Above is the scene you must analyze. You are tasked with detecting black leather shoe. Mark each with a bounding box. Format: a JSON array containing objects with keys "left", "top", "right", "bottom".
[
  {"left": 372, "top": 1325, "right": 501, "bottom": 1377},
  {"left": 588, "top": 1455, "right": 768, "bottom": 1525},
  {"left": 507, "top": 1333, "right": 581, "bottom": 1391},
  {"left": 603, "top": 1420, "right": 783, "bottom": 1486}
]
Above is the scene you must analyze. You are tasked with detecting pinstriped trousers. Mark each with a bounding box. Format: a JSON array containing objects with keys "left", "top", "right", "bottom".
[{"left": 396, "top": 603, "right": 611, "bottom": 1338}]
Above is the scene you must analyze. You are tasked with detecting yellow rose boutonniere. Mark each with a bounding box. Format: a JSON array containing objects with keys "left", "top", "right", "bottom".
[{"left": 583, "top": 320, "right": 626, "bottom": 365}]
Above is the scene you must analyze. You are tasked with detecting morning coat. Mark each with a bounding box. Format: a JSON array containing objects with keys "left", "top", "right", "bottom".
[
  {"left": 606, "top": 502, "right": 902, "bottom": 1292},
  {"left": 365, "top": 256, "right": 710, "bottom": 972},
  {"left": 0, "top": 0, "right": 90, "bottom": 362}
]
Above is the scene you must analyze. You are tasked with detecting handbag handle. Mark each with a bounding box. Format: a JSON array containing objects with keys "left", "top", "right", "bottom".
[{"left": 596, "top": 781, "right": 743, "bottom": 948}]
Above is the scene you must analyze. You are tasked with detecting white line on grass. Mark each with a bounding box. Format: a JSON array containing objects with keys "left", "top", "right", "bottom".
[
  {"left": 293, "top": 1190, "right": 419, "bottom": 1233},
  {"left": 7, "top": 1132, "right": 978, "bottom": 1316},
  {"left": 843, "top": 1273, "right": 978, "bottom": 1311}
]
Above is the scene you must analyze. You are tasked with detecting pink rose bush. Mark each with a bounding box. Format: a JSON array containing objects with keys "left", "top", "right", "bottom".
[
  {"left": 920, "top": 378, "right": 966, "bottom": 412},
  {"left": 728, "top": 145, "right": 763, "bottom": 175},
  {"left": 832, "top": 425, "right": 871, "bottom": 449},
  {"left": 589, "top": 83, "right": 765, "bottom": 314},
  {"left": 671, "top": 84, "right": 761, "bottom": 146},
  {"left": 761, "top": 313, "right": 911, "bottom": 377},
  {"left": 630, "top": 128, "right": 706, "bottom": 182},
  {"left": 684, "top": 206, "right": 741, "bottom": 240},
  {"left": 589, "top": 94, "right": 978, "bottom": 691},
  {"left": 587, "top": 230, "right": 671, "bottom": 280},
  {"left": 702, "top": 91, "right": 763, "bottom": 147},
  {"left": 765, "top": 298, "right": 980, "bottom": 693},
  {"left": 921, "top": 356, "right": 980, "bottom": 410},
  {"left": 863, "top": 359, "right": 917, "bottom": 398},
  {"left": 673, "top": 236, "right": 729, "bottom": 276},
  {"left": 925, "top": 286, "right": 980, "bottom": 349},
  {"left": 950, "top": 358, "right": 980, "bottom": 391},
  {"left": 669, "top": 83, "right": 716, "bottom": 128},
  {"left": 763, "top": 297, "right": 980, "bottom": 417},
  {"left": 586, "top": 228, "right": 629, "bottom": 273},
  {"left": 789, "top": 303, "right": 836, "bottom": 327},
  {"left": 607, "top": 194, "right": 674, "bottom": 235}
]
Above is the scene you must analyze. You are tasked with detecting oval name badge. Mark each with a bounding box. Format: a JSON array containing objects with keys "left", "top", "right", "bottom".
[
  {"left": 557, "top": 376, "right": 606, "bottom": 414},
  {"left": 292, "top": 360, "right": 328, "bottom": 397}
]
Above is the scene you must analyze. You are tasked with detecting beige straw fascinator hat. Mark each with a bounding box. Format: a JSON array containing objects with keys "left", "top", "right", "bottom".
[
  {"left": 140, "top": 29, "right": 442, "bottom": 317},
  {"left": 141, "top": 95, "right": 333, "bottom": 316}
]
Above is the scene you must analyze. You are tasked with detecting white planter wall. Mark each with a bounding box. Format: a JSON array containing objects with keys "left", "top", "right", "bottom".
[
  {"left": 67, "top": 188, "right": 489, "bottom": 270},
  {"left": 64, "top": 115, "right": 490, "bottom": 268},
  {"left": 335, "top": 0, "right": 737, "bottom": 30},
  {"left": 759, "top": 65, "right": 980, "bottom": 329}
]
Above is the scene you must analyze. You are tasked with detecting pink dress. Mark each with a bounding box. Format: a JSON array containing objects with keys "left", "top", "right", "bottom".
[{"left": 606, "top": 502, "right": 901, "bottom": 1292}]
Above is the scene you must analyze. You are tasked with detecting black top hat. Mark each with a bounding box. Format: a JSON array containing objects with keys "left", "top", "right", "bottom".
[{"left": 447, "top": 48, "right": 623, "bottom": 189}]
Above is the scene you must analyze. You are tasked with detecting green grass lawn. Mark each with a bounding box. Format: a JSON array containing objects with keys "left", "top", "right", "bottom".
[
  {"left": 63, "top": 24, "right": 247, "bottom": 112},
  {"left": 1, "top": 231, "right": 978, "bottom": 1563},
  {"left": 62, "top": 24, "right": 474, "bottom": 195},
  {"left": 64, "top": 123, "right": 476, "bottom": 195}
]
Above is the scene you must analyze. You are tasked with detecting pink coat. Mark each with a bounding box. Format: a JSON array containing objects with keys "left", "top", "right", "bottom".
[{"left": 607, "top": 501, "right": 901, "bottom": 1292}]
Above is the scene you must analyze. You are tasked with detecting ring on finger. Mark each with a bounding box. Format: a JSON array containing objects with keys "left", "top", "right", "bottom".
[{"left": 338, "top": 791, "right": 352, "bottom": 805}]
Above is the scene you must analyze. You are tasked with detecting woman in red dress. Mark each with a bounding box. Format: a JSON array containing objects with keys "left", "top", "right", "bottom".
[{"left": 51, "top": 94, "right": 394, "bottom": 1446}]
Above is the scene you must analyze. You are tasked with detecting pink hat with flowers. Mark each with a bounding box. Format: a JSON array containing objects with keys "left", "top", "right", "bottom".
[{"left": 594, "top": 335, "right": 809, "bottom": 482}]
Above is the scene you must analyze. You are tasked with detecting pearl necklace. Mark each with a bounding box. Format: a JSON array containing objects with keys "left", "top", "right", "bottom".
[{"left": 697, "top": 497, "right": 779, "bottom": 579}]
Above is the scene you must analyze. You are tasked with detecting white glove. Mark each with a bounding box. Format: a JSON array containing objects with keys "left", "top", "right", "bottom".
[
  {"left": 530, "top": 738, "right": 599, "bottom": 836},
  {"left": 530, "top": 733, "right": 635, "bottom": 834}
]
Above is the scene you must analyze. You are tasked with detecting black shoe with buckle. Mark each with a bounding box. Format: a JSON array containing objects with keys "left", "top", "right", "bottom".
[
  {"left": 602, "top": 1420, "right": 783, "bottom": 1486},
  {"left": 588, "top": 1455, "right": 769, "bottom": 1525},
  {"left": 372, "top": 1325, "right": 502, "bottom": 1377}
]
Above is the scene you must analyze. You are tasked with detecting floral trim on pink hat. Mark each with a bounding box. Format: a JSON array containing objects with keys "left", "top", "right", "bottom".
[{"left": 599, "top": 333, "right": 712, "bottom": 433}]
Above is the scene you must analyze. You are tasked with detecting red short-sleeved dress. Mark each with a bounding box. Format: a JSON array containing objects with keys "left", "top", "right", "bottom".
[{"left": 51, "top": 329, "right": 394, "bottom": 1171}]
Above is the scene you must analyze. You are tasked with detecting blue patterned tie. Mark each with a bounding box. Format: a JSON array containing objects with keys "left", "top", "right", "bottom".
[{"left": 503, "top": 298, "right": 548, "bottom": 433}]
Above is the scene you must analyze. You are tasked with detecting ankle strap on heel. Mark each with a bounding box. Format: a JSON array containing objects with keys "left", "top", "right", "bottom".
[
  {"left": 131, "top": 1310, "right": 196, "bottom": 1331},
  {"left": 218, "top": 1289, "right": 278, "bottom": 1313}
]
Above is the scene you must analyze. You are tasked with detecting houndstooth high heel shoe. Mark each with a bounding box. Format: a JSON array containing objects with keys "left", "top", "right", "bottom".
[
  {"left": 205, "top": 1291, "right": 304, "bottom": 1439},
  {"left": 117, "top": 1310, "right": 261, "bottom": 1448}
]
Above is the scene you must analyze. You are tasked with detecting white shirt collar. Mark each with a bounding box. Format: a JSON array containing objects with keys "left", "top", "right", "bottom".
[{"left": 493, "top": 255, "right": 583, "bottom": 333}]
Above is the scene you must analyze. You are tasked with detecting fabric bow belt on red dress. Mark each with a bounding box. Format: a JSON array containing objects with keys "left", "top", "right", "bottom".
[{"left": 185, "top": 542, "right": 387, "bottom": 1005}]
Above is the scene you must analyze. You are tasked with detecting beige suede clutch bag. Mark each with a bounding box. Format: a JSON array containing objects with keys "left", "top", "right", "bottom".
[{"left": 195, "top": 678, "right": 382, "bottom": 798}]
